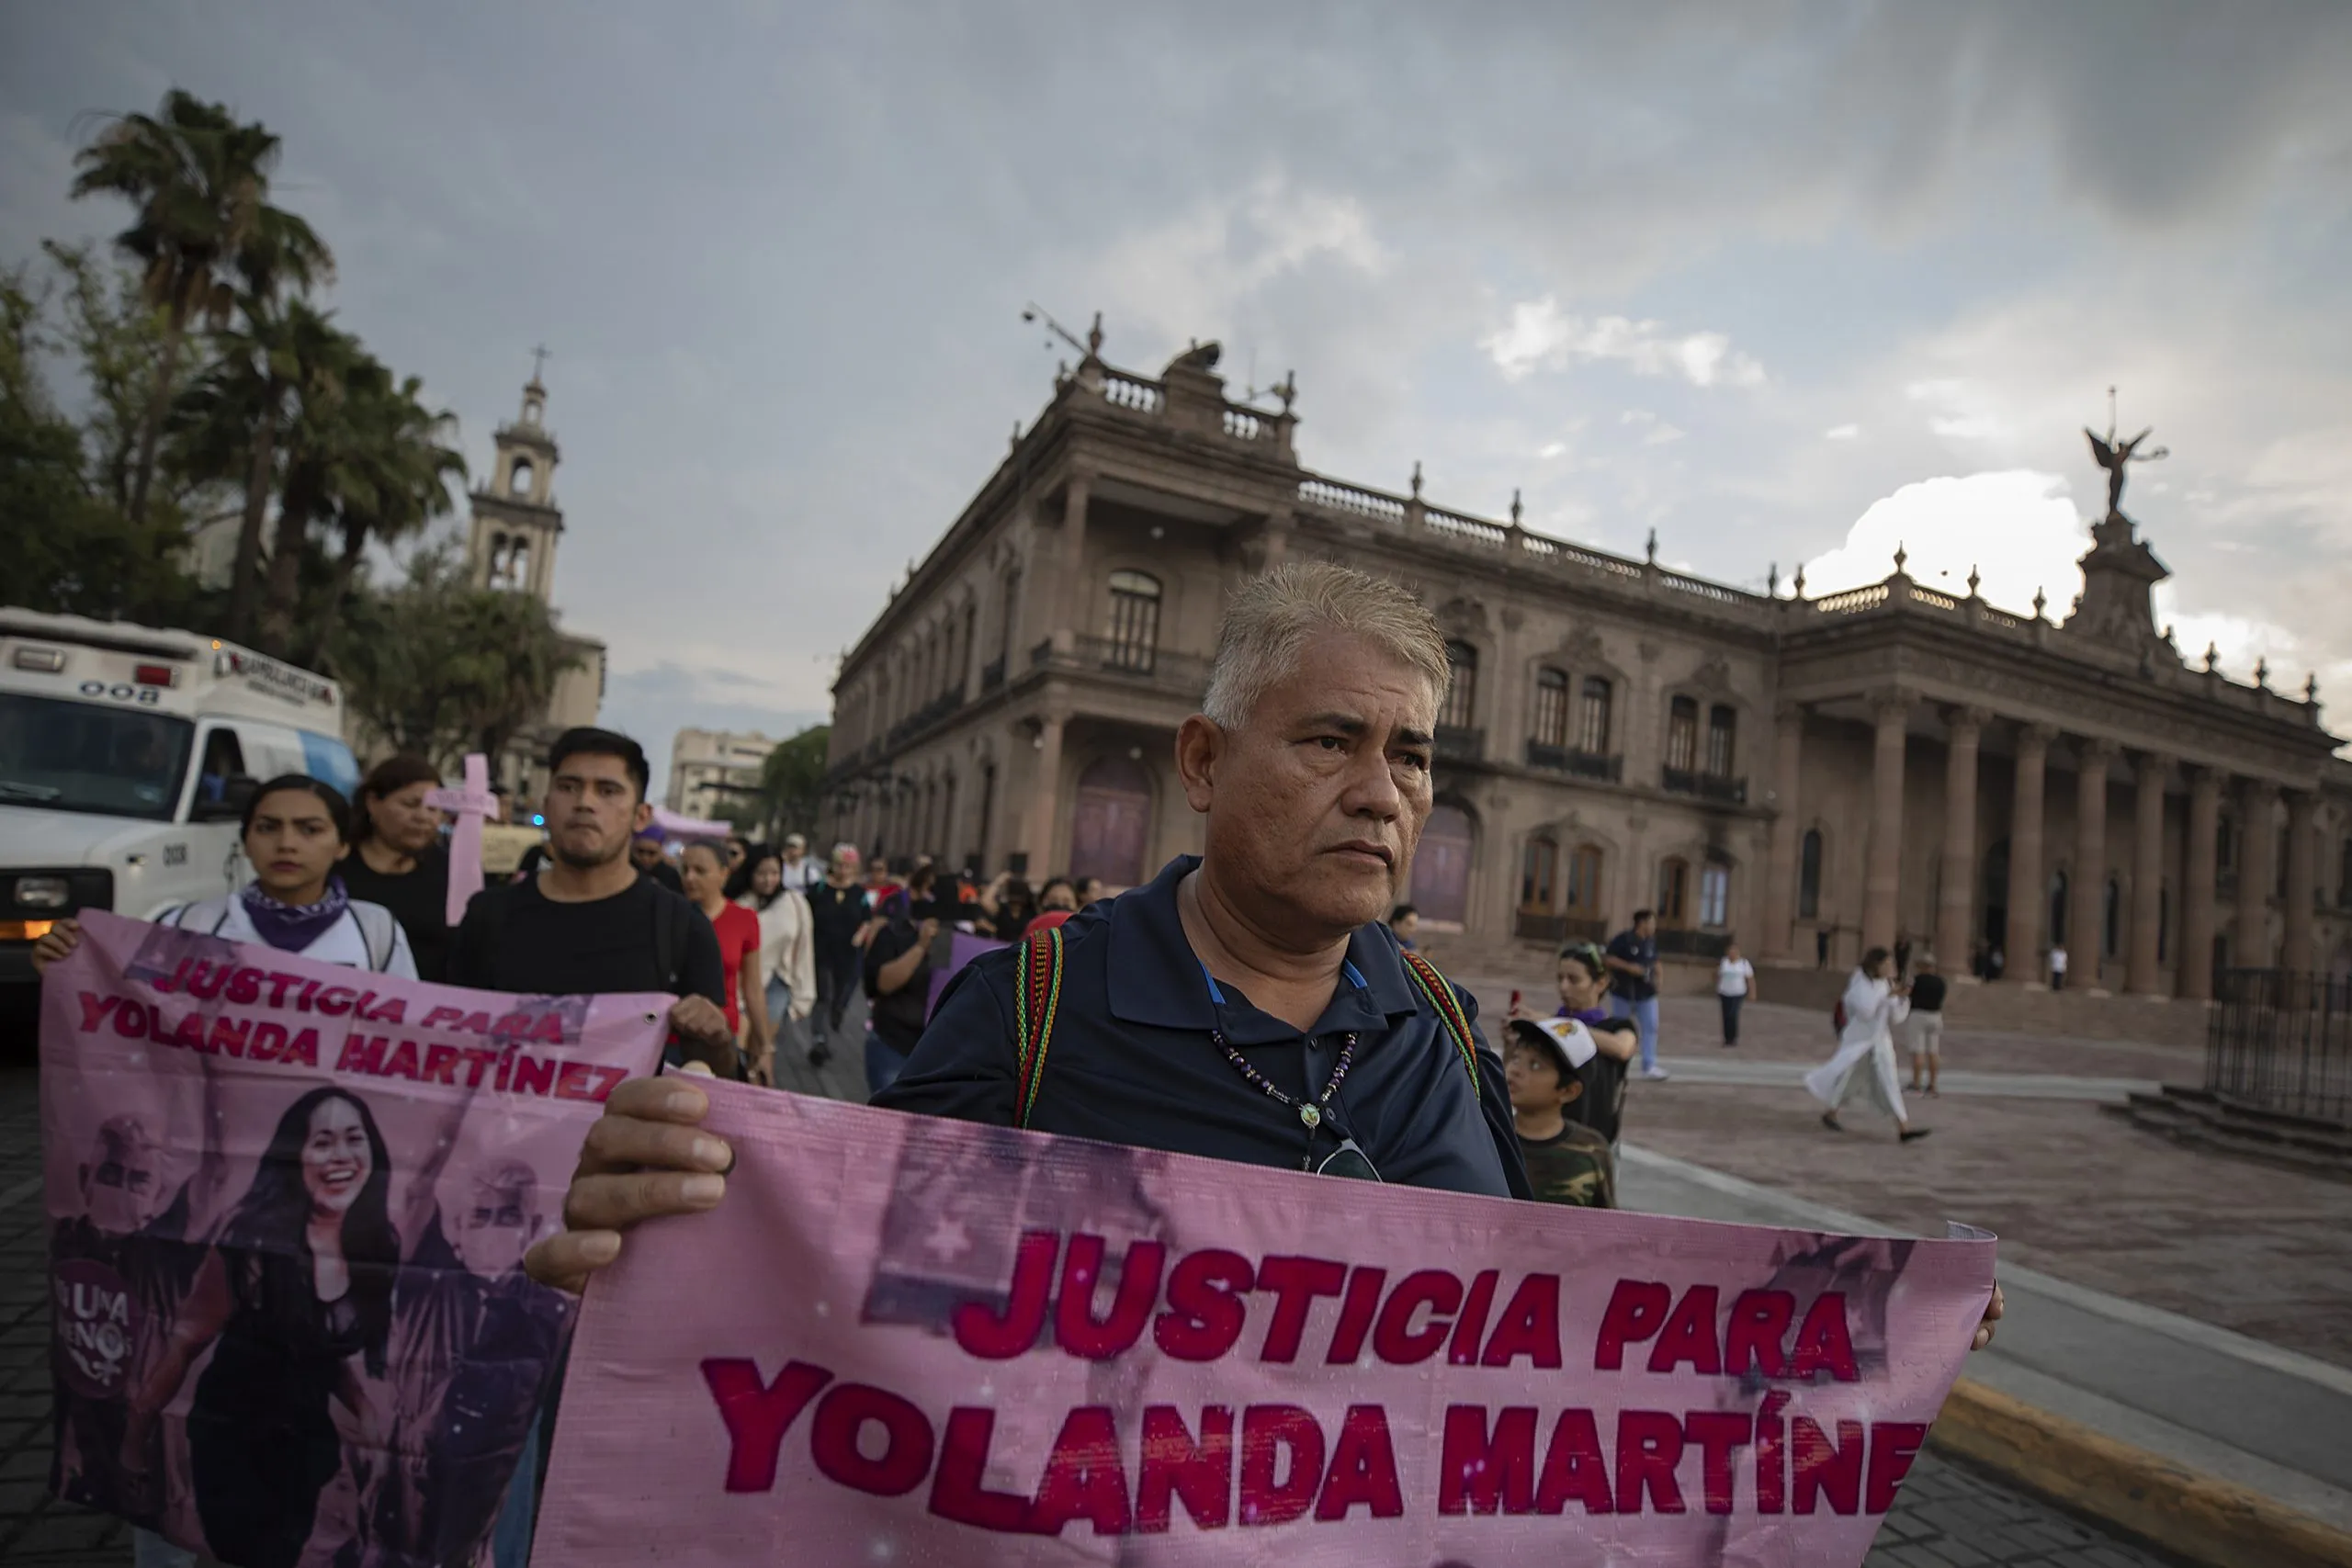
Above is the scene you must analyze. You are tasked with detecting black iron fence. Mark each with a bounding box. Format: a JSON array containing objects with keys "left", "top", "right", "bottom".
[{"left": 2209, "top": 969, "right": 2350, "bottom": 1125}]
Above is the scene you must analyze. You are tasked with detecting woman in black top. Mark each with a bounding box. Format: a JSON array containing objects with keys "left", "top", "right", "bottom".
[
  {"left": 339, "top": 755, "right": 453, "bottom": 981},
  {"left": 124, "top": 1086, "right": 458, "bottom": 1568}
]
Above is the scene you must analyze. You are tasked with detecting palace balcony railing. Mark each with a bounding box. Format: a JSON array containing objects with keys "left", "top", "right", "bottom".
[
  {"left": 1031, "top": 637, "right": 1215, "bottom": 699},
  {"left": 979, "top": 656, "right": 1006, "bottom": 694},
  {"left": 1513, "top": 910, "right": 1610, "bottom": 945},
  {"left": 1657, "top": 927, "right": 1733, "bottom": 960},
  {"left": 1662, "top": 766, "right": 1748, "bottom": 805},
  {"left": 884, "top": 685, "right": 966, "bottom": 750},
  {"left": 1435, "top": 725, "right": 1486, "bottom": 762},
  {"left": 2209, "top": 969, "right": 2351, "bottom": 1125},
  {"left": 1524, "top": 741, "right": 1624, "bottom": 783}
]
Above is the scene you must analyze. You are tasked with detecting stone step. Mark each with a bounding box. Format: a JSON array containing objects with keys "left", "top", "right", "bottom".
[
  {"left": 2107, "top": 1095, "right": 2352, "bottom": 1181},
  {"left": 2132, "top": 1086, "right": 2352, "bottom": 1153}
]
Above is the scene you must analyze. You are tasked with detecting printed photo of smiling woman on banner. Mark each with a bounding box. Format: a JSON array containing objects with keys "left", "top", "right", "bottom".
[{"left": 40, "top": 909, "right": 672, "bottom": 1568}]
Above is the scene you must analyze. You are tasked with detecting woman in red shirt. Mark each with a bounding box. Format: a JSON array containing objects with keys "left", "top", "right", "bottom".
[{"left": 682, "top": 841, "right": 773, "bottom": 1081}]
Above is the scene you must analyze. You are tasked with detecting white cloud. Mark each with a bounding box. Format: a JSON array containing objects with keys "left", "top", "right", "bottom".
[
  {"left": 1802, "top": 470, "right": 2087, "bottom": 615},
  {"left": 1483, "top": 297, "right": 1767, "bottom": 388},
  {"left": 1643, "top": 422, "right": 1685, "bottom": 446},
  {"left": 1824, "top": 423, "right": 1860, "bottom": 440},
  {"left": 1538, "top": 440, "right": 1566, "bottom": 458}
]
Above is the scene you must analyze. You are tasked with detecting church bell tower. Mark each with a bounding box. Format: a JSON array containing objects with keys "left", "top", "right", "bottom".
[{"left": 466, "top": 365, "right": 563, "bottom": 600}]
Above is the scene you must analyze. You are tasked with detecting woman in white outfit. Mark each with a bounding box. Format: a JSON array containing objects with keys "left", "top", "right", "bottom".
[
  {"left": 739, "top": 850, "right": 816, "bottom": 1063},
  {"left": 1804, "top": 945, "right": 1931, "bottom": 1143}
]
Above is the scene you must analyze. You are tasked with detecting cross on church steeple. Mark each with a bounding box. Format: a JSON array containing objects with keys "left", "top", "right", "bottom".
[{"left": 529, "top": 344, "right": 553, "bottom": 383}]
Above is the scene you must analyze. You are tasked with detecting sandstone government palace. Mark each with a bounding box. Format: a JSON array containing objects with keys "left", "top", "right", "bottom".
[{"left": 823, "top": 327, "right": 2349, "bottom": 1021}]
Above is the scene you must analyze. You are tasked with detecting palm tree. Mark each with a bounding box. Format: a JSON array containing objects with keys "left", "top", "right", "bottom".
[
  {"left": 258, "top": 320, "right": 370, "bottom": 654},
  {"left": 305, "top": 371, "right": 466, "bottom": 664},
  {"left": 72, "top": 90, "right": 330, "bottom": 528}
]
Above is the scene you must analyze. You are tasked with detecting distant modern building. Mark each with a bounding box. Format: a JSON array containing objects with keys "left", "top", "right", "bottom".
[
  {"left": 460, "top": 373, "right": 607, "bottom": 800},
  {"left": 667, "top": 728, "right": 777, "bottom": 822},
  {"left": 823, "top": 325, "right": 2351, "bottom": 1009}
]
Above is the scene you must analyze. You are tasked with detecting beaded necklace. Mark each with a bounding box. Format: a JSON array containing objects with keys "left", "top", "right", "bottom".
[{"left": 1212, "top": 1029, "right": 1358, "bottom": 1131}]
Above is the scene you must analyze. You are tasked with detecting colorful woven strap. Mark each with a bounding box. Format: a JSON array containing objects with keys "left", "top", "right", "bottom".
[
  {"left": 1399, "top": 949, "right": 1483, "bottom": 1092},
  {"left": 1012, "top": 926, "right": 1067, "bottom": 1129}
]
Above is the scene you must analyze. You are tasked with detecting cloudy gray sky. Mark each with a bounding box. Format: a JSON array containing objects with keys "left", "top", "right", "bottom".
[{"left": 7, "top": 1, "right": 2351, "bottom": 788}]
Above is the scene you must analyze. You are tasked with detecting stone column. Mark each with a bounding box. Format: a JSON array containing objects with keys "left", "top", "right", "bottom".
[
  {"left": 2237, "top": 778, "right": 2279, "bottom": 968},
  {"left": 2127, "top": 752, "right": 2169, "bottom": 996},
  {"left": 2179, "top": 767, "right": 2222, "bottom": 1001},
  {"left": 2004, "top": 724, "right": 2053, "bottom": 984},
  {"left": 2284, "top": 790, "right": 2317, "bottom": 976},
  {"left": 1935, "top": 705, "right": 1988, "bottom": 974},
  {"left": 1861, "top": 689, "right": 1911, "bottom": 953},
  {"left": 1761, "top": 703, "right": 1805, "bottom": 960},
  {"left": 1050, "top": 475, "right": 1093, "bottom": 653},
  {"left": 1021, "top": 712, "right": 1067, "bottom": 876},
  {"left": 2071, "top": 739, "right": 2116, "bottom": 991}
]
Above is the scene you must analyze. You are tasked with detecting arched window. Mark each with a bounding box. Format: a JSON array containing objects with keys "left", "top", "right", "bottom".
[
  {"left": 2216, "top": 814, "right": 2236, "bottom": 877},
  {"left": 2050, "top": 869, "right": 2070, "bottom": 946},
  {"left": 504, "top": 538, "right": 530, "bottom": 592},
  {"left": 960, "top": 602, "right": 977, "bottom": 689},
  {"left": 1657, "top": 856, "right": 1690, "bottom": 927},
  {"left": 2277, "top": 826, "right": 2291, "bottom": 899},
  {"left": 1532, "top": 668, "right": 1569, "bottom": 748},
  {"left": 1413, "top": 805, "right": 1476, "bottom": 924},
  {"left": 1705, "top": 705, "right": 1737, "bottom": 778},
  {"left": 509, "top": 457, "right": 534, "bottom": 499},
  {"left": 1519, "top": 836, "right": 1559, "bottom": 912},
  {"left": 1565, "top": 843, "right": 1604, "bottom": 917},
  {"left": 1106, "top": 570, "right": 1161, "bottom": 671},
  {"left": 1700, "top": 861, "right": 1732, "bottom": 928},
  {"left": 1577, "top": 677, "right": 1612, "bottom": 754},
  {"left": 2104, "top": 875, "right": 2123, "bottom": 958},
  {"left": 1441, "top": 642, "right": 1479, "bottom": 731},
  {"left": 1798, "top": 829, "right": 1824, "bottom": 919},
  {"left": 1069, "top": 756, "right": 1153, "bottom": 889},
  {"left": 1666, "top": 696, "right": 1700, "bottom": 773}
]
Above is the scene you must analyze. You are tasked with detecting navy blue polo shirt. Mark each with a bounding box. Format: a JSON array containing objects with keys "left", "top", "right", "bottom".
[{"left": 876, "top": 856, "right": 1531, "bottom": 1201}]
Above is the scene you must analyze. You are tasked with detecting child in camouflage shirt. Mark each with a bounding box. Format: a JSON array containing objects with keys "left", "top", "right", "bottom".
[{"left": 1504, "top": 1014, "right": 1618, "bottom": 1208}]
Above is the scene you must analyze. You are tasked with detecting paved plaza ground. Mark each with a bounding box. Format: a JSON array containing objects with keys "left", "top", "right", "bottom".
[
  {"left": 0, "top": 983, "right": 2232, "bottom": 1565},
  {"left": 1443, "top": 985, "right": 2352, "bottom": 1371}
]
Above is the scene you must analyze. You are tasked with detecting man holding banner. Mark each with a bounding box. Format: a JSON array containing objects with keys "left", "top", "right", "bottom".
[
  {"left": 530, "top": 561, "right": 1540, "bottom": 1292},
  {"left": 517, "top": 562, "right": 2002, "bottom": 1565}
]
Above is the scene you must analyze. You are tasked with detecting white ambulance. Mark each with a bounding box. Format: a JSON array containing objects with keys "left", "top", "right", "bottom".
[{"left": 1, "top": 608, "right": 361, "bottom": 990}]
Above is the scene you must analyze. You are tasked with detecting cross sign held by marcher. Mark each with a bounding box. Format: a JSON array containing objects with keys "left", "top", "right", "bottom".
[{"left": 426, "top": 753, "right": 501, "bottom": 925}]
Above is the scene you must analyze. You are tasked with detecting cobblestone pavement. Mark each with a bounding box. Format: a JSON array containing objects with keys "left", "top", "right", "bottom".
[{"left": 0, "top": 994, "right": 2192, "bottom": 1566}]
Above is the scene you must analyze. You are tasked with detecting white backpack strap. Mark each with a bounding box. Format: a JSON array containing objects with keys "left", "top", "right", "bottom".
[{"left": 352, "top": 903, "right": 398, "bottom": 973}]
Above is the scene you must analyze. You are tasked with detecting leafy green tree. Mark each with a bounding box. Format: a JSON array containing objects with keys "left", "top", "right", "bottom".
[
  {"left": 0, "top": 254, "right": 202, "bottom": 624},
  {"left": 734, "top": 726, "right": 832, "bottom": 841},
  {"left": 70, "top": 89, "right": 328, "bottom": 528},
  {"left": 332, "top": 546, "right": 582, "bottom": 771}
]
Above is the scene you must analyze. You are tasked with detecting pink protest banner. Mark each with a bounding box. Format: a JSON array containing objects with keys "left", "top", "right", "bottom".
[
  {"left": 40, "top": 909, "right": 672, "bottom": 1568},
  {"left": 538, "top": 1079, "right": 1996, "bottom": 1566}
]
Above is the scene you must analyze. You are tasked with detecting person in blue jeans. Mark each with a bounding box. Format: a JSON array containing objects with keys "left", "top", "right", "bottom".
[{"left": 1604, "top": 909, "right": 1668, "bottom": 1081}]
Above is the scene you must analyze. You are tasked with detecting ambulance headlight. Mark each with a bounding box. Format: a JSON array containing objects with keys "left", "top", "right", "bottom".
[{"left": 14, "top": 876, "right": 69, "bottom": 909}]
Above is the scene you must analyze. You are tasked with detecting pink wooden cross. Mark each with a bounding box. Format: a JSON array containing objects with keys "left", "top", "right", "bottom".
[{"left": 425, "top": 752, "right": 500, "bottom": 925}]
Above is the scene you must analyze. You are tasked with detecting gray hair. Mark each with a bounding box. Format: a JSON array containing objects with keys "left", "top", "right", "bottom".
[{"left": 1200, "top": 560, "right": 1450, "bottom": 729}]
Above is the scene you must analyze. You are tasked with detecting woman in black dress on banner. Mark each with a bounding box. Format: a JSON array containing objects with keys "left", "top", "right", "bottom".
[{"left": 122, "top": 1085, "right": 452, "bottom": 1568}]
